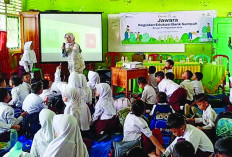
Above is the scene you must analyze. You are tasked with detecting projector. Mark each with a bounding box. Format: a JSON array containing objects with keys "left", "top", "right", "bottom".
[{"left": 123, "top": 62, "right": 142, "bottom": 69}]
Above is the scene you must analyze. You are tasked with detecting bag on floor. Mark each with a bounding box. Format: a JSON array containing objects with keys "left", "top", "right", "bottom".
[
  {"left": 118, "top": 107, "right": 130, "bottom": 126},
  {"left": 114, "top": 97, "right": 131, "bottom": 113},
  {"left": 216, "top": 112, "right": 232, "bottom": 138}
]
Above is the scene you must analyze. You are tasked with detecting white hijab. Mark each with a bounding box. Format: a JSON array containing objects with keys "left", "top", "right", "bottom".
[
  {"left": 64, "top": 87, "right": 91, "bottom": 131},
  {"left": 87, "top": 71, "right": 100, "bottom": 90},
  {"left": 65, "top": 33, "right": 75, "bottom": 48},
  {"left": 79, "top": 74, "right": 92, "bottom": 104},
  {"left": 43, "top": 114, "right": 89, "bottom": 157},
  {"left": 20, "top": 41, "right": 37, "bottom": 64},
  {"left": 30, "top": 109, "right": 56, "bottom": 157}
]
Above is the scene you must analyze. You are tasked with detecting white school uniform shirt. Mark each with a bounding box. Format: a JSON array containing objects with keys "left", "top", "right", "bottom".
[
  {"left": 9, "top": 84, "right": 30, "bottom": 107},
  {"left": 148, "top": 74, "right": 158, "bottom": 93},
  {"left": 180, "top": 80, "right": 194, "bottom": 101},
  {"left": 64, "top": 87, "right": 91, "bottom": 131},
  {"left": 79, "top": 74, "right": 92, "bottom": 104},
  {"left": 43, "top": 115, "right": 89, "bottom": 157},
  {"left": 30, "top": 109, "right": 55, "bottom": 157},
  {"left": 191, "top": 80, "right": 205, "bottom": 95},
  {"left": 39, "top": 89, "right": 50, "bottom": 102},
  {"left": 123, "top": 113, "right": 152, "bottom": 141},
  {"left": 22, "top": 93, "right": 45, "bottom": 114},
  {"left": 195, "top": 105, "right": 217, "bottom": 129},
  {"left": 164, "top": 124, "right": 214, "bottom": 156},
  {"left": 158, "top": 79, "right": 180, "bottom": 98},
  {"left": 87, "top": 71, "right": 100, "bottom": 98},
  {"left": 0, "top": 102, "right": 23, "bottom": 134},
  {"left": 166, "top": 69, "right": 173, "bottom": 73},
  {"left": 92, "top": 83, "right": 116, "bottom": 122},
  {"left": 141, "top": 84, "right": 156, "bottom": 105}
]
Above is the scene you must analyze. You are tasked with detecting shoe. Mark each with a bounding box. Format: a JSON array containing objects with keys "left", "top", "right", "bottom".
[{"left": 184, "top": 104, "right": 190, "bottom": 117}]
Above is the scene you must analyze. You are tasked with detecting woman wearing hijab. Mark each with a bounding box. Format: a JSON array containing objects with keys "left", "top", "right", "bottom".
[
  {"left": 43, "top": 114, "right": 89, "bottom": 157},
  {"left": 79, "top": 74, "right": 92, "bottom": 105},
  {"left": 92, "top": 83, "right": 117, "bottom": 136},
  {"left": 62, "top": 33, "right": 85, "bottom": 74},
  {"left": 19, "top": 41, "right": 37, "bottom": 77},
  {"left": 30, "top": 109, "right": 56, "bottom": 157},
  {"left": 64, "top": 87, "right": 91, "bottom": 132}
]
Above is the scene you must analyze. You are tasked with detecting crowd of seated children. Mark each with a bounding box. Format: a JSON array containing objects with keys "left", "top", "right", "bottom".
[
  {"left": 138, "top": 77, "right": 157, "bottom": 112},
  {"left": 148, "top": 66, "right": 158, "bottom": 93},
  {"left": 180, "top": 70, "right": 194, "bottom": 105}
]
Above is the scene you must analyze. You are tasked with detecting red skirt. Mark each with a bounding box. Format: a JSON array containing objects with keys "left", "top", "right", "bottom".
[
  {"left": 95, "top": 116, "right": 118, "bottom": 135},
  {"left": 169, "top": 88, "right": 187, "bottom": 111}
]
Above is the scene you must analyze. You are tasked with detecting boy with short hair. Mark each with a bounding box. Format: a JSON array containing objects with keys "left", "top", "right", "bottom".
[
  {"left": 180, "top": 70, "right": 194, "bottom": 104},
  {"left": 21, "top": 72, "right": 31, "bottom": 91},
  {"left": 215, "top": 137, "right": 232, "bottom": 157},
  {"left": 148, "top": 66, "right": 158, "bottom": 93},
  {"left": 123, "top": 100, "right": 165, "bottom": 155},
  {"left": 138, "top": 77, "right": 156, "bottom": 111},
  {"left": 155, "top": 71, "right": 187, "bottom": 112},
  {"left": 164, "top": 113, "right": 214, "bottom": 157},
  {"left": 0, "top": 78, "right": 7, "bottom": 88},
  {"left": 173, "top": 141, "right": 195, "bottom": 157},
  {"left": 39, "top": 79, "right": 51, "bottom": 102},
  {"left": 191, "top": 72, "right": 204, "bottom": 95},
  {"left": 163, "top": 59, "right": 174, "bottom": 73}
]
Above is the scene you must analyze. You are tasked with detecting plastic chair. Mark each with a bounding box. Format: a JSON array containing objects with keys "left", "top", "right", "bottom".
[
  {"left": 194, "top": 55, "right": 211, "bottom": 63},
  {"left": 106, "top": 52, "right": 120, "bottom": 69},
  {"left": 32, "top": 64, "right": 43, "bottom": 79},
  {"left": 172, "top": 55, "right": 187, "bottom": 61},
  {"left": 148, "top": 54, "right": 162, "bottom": 61}
]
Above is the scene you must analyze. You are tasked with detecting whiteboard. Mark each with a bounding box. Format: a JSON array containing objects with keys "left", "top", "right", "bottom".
[{"left": 108, "top": 14, "right": 185, "bottom": 52}]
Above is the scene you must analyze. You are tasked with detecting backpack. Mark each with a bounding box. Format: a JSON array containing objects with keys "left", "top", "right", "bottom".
[
  {"left": 118, "top": 107, "right": 130, "bottom": 126},
  {"left": 114, "top": 97, "right": 131, "bottom": 113},
  {"left": 216, "top": 112, "right": 232, "bottom": 138},
  {"left": 48, "top": 92, "right": 66, "bottom": 114}
]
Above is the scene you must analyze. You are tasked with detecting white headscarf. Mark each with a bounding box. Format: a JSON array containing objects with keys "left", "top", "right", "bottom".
[
  {"left": 65, "top": 33, "right": 75, "bottom": 47},
  {"left": 64, "top": 87, "right": 91, "bottom": 131},
  {"left": 79, "top": 74, "right": 92, "bottom": 104},
  {"left": 30, "top": 109, "right": 56, "bottom": 157},
  {"left": 20, "top": 41, "right": 37, "bottom": 64},
  {"left": 43, "top": 114, "right": 89, "bottom": 157},
  {"left": 87, "top": 71, "right": 100, "bottom": 90}
]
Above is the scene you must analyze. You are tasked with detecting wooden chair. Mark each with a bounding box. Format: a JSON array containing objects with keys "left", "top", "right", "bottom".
[
  {"left": 148, "top": 54, "right": 162, "bottom": 61},
  {"left": 106, "top": 52, "right": 120, "bottom": 69}
]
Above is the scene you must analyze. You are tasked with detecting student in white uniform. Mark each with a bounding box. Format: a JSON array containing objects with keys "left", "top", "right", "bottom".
[
  {"left": 187, "top": 94, "right": 217, "bottom": 142},
  {"left": 191, "top": 72, "right": 204, "bottom": 95},
  {"left": 23, "top": 81, "right": 47, "bottom": 114},
  {"left": 138, "top": 77, "right": 156, "bottom": 111},
  {"left": 164, "top": 113, "right": 214, "bottom": 157},
  {"left": 124, "top": 100, "right": 165, "bottom": 155},
  {"left": 180, "top": 70, "right": 194, "bottom": 104},
  {"left": 30, "top": 109, "right": 56, "bottom": 157},
  {"left": 39, "top": 79, "right": 51, "bottom": 102},
  {"left": 0, "top": 88, "right": 28, "bottom": 141},
  {"left": 92, "top": 83, "right": 117, "bottom": 137},
  {"left": 79, "top": 74, "right": 92, "bottom": 105},
  {"left": 21, "top": 72, "right": 32, "bottom": 91},
  {"left": 19, "top": 41, "right": 37, "bottom": 78},
  {"left": 173, "top": 141, "right": 195, "bottom": 157},
  {"left": 155, "top": 71, "right": 187, "bottom": 112},
  {"left": 162, "top": 59, "right": 174, "bottom": 73},
  {"left": 64, "top": 87, "right": 91, "bottom": 133},
  {"left": 148, "top": 66, "right": 158, "bottom": 93},
  {"left": 51, "top": 65, "right": 67, "bottom": 95},
  {"left": 43, "top": 114, "right": 89, "bottom": 157},
  {"left": 87, "top": 71, "right": 100, "bottom": 99},
  {"left": 8, "top": 75, "right": 30, "bottom": 107}
]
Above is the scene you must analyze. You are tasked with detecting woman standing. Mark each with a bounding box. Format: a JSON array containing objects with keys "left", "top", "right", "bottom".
[{"left": 62, "top": 33, "right": 85, "bottom": 74}]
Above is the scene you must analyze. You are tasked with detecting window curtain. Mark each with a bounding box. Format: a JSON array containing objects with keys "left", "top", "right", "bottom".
[{"left": 0, "top": 31, "right": 10, "bottom": 73}]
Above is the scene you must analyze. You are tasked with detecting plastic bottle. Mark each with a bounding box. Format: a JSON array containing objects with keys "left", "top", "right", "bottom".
[
  {"left": 10, "top": 129, "right": 18, "bottom": 148},
  {"left": 186, "top": 56, "right": 189, "bottom": 63},
  {"left": 125, "top": 56, "right": 128, "bottom": 62},
  {"left": 8, "top": 141, "right": 23, "bottom": 157},
  {"left": 121, "top": 56, "right": 125, "bottom": 63},
  {"left": 199, "top": 57, "right": 203, "bottom": 64},
  {"left": 146, "top": 54, "right": 148, "bottom": 61}
]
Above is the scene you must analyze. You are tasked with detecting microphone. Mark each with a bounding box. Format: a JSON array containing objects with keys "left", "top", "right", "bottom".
[{"left": 62, "top": 43, "right": 66, "bottom": 57}]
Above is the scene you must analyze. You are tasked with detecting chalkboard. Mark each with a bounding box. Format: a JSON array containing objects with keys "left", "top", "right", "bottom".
[{"left": 108, "top": 14, "right": 185, "bottom": 52}]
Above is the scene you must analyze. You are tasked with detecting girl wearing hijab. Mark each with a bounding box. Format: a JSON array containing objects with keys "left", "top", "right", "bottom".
[
  {"left": 87, "top": 71, "right": 100, "bottom": 105},
  {"left": 19, "top": 41, "right": 37, "bottom": 78},
  {"left": 30, "top": 109, "right": 56, "bottom": 157},
  {"left": 43, "top": 114, "right": 89, "bottom": 157},
  {"left": 64, "top": 87, "right": 91, "bottom": 132},
  {"left": 62, "top": 33, "right": 85, "bottom": 74},
  {"left": 92, "top": 83, "right": 117, "bottom": 136},
  {"left": 79, "top": 74, "right": 92, "bottom": 105}
]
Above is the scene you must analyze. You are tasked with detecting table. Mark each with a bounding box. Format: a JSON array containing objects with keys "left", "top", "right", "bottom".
[
  {"left": 116, "top": 61, "right": 201, "bottom": 79},
  {"left": 111, "top": 67, "right": 148, "bottom": 97}
]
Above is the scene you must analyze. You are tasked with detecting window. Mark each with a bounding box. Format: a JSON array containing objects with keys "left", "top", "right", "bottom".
[{"left": 0, "top": 0, "right": 22, "bottom": 49}]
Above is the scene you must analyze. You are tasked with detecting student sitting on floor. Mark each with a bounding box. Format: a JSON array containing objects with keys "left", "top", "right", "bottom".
[
  {"left": 164, "top": 113, "right": 214, "bottom": 157},
  {"left": 8, "top": 75, "right": 30, "bottom": 107},
  {"left": 43, "top": 114, "right": 89, "bottom": 157},
  {"left": 148, "top": 66, "right": 158, "bottom": 93},
  {"left": 162, "top": 59, "right": 174, "bottom": 73},
  {"left": 92, "top": 83, "right": 117, "bottom": 138},
  {"left": 187, "top": 94, "right": 217, "bottom": 142},
  {"left": 173, "top": 140, "right": 195, "bottom": 157},
  {"left": 0, "top": 88, "right": 28, "bottom": 142},
  {"left": 21, "top": 72, "right": 32, "bottom": 91},
  {"left": 123, "top": 100, "right": 165, "bottom": 155},
  {"left": 138, "top": 77, "right": 156, "bottom": 112},
  {"left": 79, "top": 74, "right": 92, "bottom": 105},
  {"left": 155, "top": 71, "right": 187, "bottom": 112},
  {"left": 0, "top": 77, "right": 7, "bottom": 88},
  {"left": 30, "top": 109, "right": 56, "bottom": 157},
  {"left": 191, "top": 72, "right": 205, "bottom": 95},
  {"left": 39, "top": 79, "right": 51, "bottom": 102},
  {"left": 180, "top": 70, "right": 194, "bottom": 104},
  {"left": 215, "top": 137, "right": 232, "bottom": 157}
]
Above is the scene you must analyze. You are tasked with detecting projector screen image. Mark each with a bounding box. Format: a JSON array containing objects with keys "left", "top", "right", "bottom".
[{"left": 40, "top": 13, "right": 102, "bottom": 62}]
